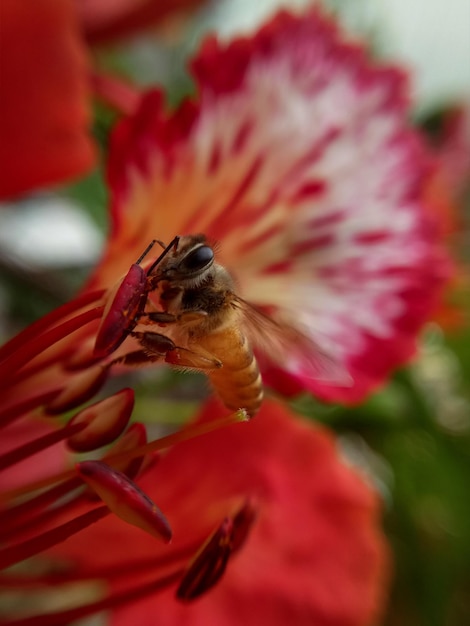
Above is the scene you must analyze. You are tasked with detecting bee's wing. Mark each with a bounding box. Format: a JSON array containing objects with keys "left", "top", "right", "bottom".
[{"left": 233, "top": 296, "right": 352, "bottom": 386}]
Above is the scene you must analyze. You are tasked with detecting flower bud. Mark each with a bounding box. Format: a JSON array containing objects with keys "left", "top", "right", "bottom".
[
  {"left": 77, "top": 460, "right": 172, "bottom": 543},
  {"left": 45, "top": 365, "right": 108, "bottom": 415},
  {"left": 94, "top": 264, "right": 147, "bottom": 358},
  {"left": 66, "top": 389, "right": 134, "bottom": 452},
  {"left": 176, "top": 518, "right": 233, "bottom": 602},
  {"left": 231, "top": 498, "right": 258, "bottom": 553}
]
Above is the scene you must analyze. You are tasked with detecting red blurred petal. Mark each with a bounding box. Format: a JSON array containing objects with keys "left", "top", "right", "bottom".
[
  {"left": 0, "top": 0, "right": 95, "bottom": 199},
  {"left": 54, "top": 399, "right": 389, "bottom": 626}
]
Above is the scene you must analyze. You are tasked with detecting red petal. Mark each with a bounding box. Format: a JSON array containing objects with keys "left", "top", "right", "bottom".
[
  {"left": 54, "top": 399, "right": 389, "bottom": 626},
  {"left": 0, "top": 0, "right": 95, "bottom": 199}
]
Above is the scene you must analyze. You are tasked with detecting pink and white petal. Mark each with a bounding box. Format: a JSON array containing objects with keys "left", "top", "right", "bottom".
[{"left": 89, "top": 9, "right": 449, "bottom": 402}]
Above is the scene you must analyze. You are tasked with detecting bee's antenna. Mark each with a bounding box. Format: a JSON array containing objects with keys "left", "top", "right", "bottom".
[
  {"left": 135, "top": 240, "right": 157, "bottom": 265},
  {"left": 146, "top": 236, "right": 180, "bottom": 275}
]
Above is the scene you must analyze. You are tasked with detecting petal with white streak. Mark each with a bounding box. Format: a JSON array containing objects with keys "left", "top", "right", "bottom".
[{"left": 89, "top": 10, "right": 449, "bottom": 402}]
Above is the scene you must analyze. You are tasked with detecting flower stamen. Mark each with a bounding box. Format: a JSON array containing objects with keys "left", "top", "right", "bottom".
[
  {"left": 0, "top": 505, "right": 109, "bottom": 570},
  {"left": 0, "top": 478, "right": 82, "bottom": 537},
  {"left": 1, "top": 570, "right": 184, "bottom": 626},
  {"left": 77, "top": 461, "right": 172, "bottom": 542},
  {"left": 176, "top": 517, "right": 233, "bottom": 602},
  {"left": 0, "top": 290, "right": 105, "bottom": 364},
  {"left": 44, "top": 366, "right": 110, "bottom": 416},
  {"left": 1, "top": 410, "right": 249, "bottom": 504},
  {"left": 177, "top": 499, "right": 258, "bottom": 602},
  {"left": 0, "top": 422, "right": 86, "bottom": 472},
  {"left": 0, "top": 307, "right": 105, "bottom": 387},
  {"left": 0, "top": 390, "right": 62, "bottom": 429},
  {"left": 0, "top": 543, "right": 199, "bottom": 587},
  {"left": 0, "top": 487, "right": 91, "bottom": 544}
]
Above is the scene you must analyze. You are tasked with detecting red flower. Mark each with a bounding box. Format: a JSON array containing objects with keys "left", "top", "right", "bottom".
[
  {"left": 0, "top": 0, "right": 205, "bottom": 200},
  {"left": 1, "top": 7, "right": 449, "bottom": 624},
  {"left": 47, "top": 399, "right": 389, "bottom": 626},
  {"left": 423, "top": 104, "right": 470, "bottom": 330},
  {"left": 0, "top": 0, "right": 95, "bottom": 199},
  {"left": 87, "top": 10, "right": 449, "bottom": 404},
  {"left": 0, "top": 293, "right": 388, "bottom": 623}
]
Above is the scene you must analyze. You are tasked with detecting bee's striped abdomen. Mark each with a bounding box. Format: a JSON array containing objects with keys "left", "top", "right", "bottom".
[{"left": 200, "top": 327, "right": 263, "bottom": 417}]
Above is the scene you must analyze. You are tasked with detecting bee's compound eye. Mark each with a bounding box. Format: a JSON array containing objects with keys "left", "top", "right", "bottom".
[{"left": 182, "top": 245, "right": 214, "bottom": 272}]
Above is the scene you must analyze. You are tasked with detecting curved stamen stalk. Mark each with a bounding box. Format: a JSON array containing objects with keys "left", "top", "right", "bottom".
[
  {"left": 104, "top": 409, "right": 249, "bottom": 468},
  {"left": 2, "top": 570, "right": 184, "bottom": 626},
  {"left": 0, "top": 306, "right": 105, "bottom": 386},
  {"left": 0, "top": 543, "right": 200, "bottom": 586},
  {"left": 0, "top": 390, "right": 62, "bottom": 429},
  {"left": 1, "top": 410, "right": 249, "bottom": 504},
  {"left": 0, "top": 422, "right": 86, "bottom": 471},
  {"left": 0, "top": 478, "right": 82, "bottom": 531},
  {"left": 0, "top": 506, "right": 109, "bottom": 570},
  {"left": 0, "top": 290, "right": 105, "bottom": 363},
  {"left": 0, "top": 489, "right": 90, "bottom": 543},
  {"left": 1, "top": 505, "right": 253, "bottom": 624}
]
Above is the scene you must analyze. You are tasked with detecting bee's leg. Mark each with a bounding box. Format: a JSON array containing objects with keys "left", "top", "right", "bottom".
[
  {"left": 165, "top": 346, "right": 222, "bottom": 370},
  {"left": 107, "top": 329, "right": 221, "bottom": 370},
  {"left": 133, "top": 331, "right": 222, "bottom": 370},
  {"left": 165, "top": 347, "right": 223, "bottom": 371},
  {"left": 108, "top": 332, "right": 176, "bottom": 367},
  {"left": 165, "top": 345, "right": 222, "bottom": 371},
  {"left": 130, "top": 331, "right": 176, "bottom": 355},
  {"left": 140, "top": 311, "right": 178, "bottom": 326}
]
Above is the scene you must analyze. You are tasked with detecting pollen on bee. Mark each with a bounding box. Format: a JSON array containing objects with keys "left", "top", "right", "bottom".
[{"left": 237, "top": 408, "right": 250, "bottom": 422}]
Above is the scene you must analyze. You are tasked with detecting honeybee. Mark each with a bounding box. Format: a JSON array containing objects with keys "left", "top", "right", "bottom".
[{"left": 96, "top": 234, "right": 349, "bottom": 417}]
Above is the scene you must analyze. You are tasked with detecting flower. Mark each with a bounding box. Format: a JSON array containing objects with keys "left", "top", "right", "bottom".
[
  {"left": 0, "top": 287, "right": 388, "bottom": 623},
  {"left": 86, "top": 9, "right": 449, "bottom": 404},
  {"left": 0, "top": 6, "right": 448, "bottom": 624},
  {"left": 422, "top": 104, "right": 470, "bottom": 329},
  {"left": 0, "top": 0, "right": 95, "bottom": 199},
  {"left": 4, "top": 400, "right": 389, "bottom": 626},
  {"left": 0, "top": 0, "right": 205, "bottom": 200}
]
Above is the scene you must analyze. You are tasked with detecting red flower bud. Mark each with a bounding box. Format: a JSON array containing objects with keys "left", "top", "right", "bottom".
[
  {"left": 176, "top": 517, "right": 233, "bottom": 602},
  {"left": 77, "top": 460, "right": 172, "bottom": 543},
  {"left": 67, "top": 389, "right": 134, "bottom": 452},
  {"left": 45, "top": 365, "right": 109, "bottom": 415}
]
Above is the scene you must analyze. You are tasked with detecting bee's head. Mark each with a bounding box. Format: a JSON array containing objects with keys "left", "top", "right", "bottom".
[{"left": 156, "top": 235, "right": 216, "bottom": 287}]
